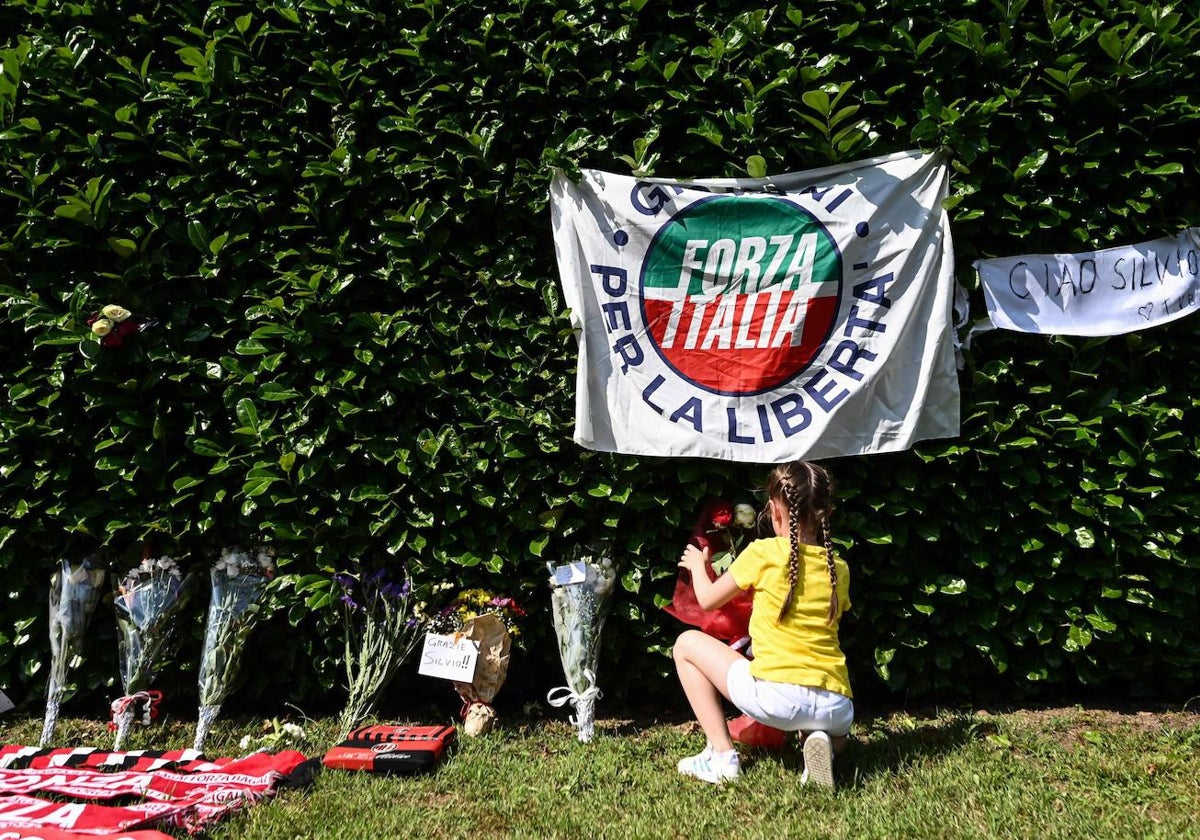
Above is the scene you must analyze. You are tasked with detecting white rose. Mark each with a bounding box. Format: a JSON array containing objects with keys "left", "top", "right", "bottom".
[
  {"left": 101, "top": 304, "right": 131, "bottom": 322},
  {"left": 239, "top": 735, "right": 252, "bottom": 750},
  {"left": 734, "top": 503, "right": 757, "bottom": 529},
  {"left": 282, "top": 723, "right": 304, "bottom": 739},
  {"left": 90, "top": 318, "right": 113, "bottom": 336}
]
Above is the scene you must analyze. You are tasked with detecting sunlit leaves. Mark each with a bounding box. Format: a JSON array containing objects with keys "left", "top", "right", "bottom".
[{"left": 0, "top": 0, "right": 1198, "bottom": 712}]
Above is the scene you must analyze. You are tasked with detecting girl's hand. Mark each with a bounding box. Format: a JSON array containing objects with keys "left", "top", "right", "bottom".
[
  {"left": 679, "top": 543, "right": 741, "bottom": 611},
  {"left": 679, "top": 543, "right": 711, "bottom": 575}
]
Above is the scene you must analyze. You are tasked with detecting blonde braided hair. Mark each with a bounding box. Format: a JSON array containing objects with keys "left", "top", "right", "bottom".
[{"left": 767, "top": 460, "right": 839, "bottom": 625}]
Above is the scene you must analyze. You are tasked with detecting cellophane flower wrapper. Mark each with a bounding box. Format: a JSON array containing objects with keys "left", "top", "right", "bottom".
[
  {"left": 548, "top": 556, "right": 616, "bottom": 742},
  {"left": 664, "top": 499, "right": 787, "bottom": 749},
  {"left": 193, "top": 548, "right": 275, "bottom": 752},
  {"left": 663, "top": 499, "right": 756, "bottom": 642},
  {"left": 336, "top": 569, "right": 424, "bottom": 737},
  {"left": 112, "top": 558, "right": 193, "bottom": 749},
  {"left": 40, "top": 558, "right": 106, "bottom": 746}
]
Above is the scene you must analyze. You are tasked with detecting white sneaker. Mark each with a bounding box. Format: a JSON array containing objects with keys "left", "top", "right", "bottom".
[
  {"left": 801, "top": 731, "right": 835, "bottom": 789},
  {"left": 677, "top": 745, "right": 740, "bottom": 784}
]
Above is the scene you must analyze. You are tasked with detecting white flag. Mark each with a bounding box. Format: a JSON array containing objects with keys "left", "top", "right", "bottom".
[
  {"left": 550, "top": 149, "right": 961, "bottom": 463},
  {"left": 975, "top": 228, "right": 1200, "bottom": 336}
]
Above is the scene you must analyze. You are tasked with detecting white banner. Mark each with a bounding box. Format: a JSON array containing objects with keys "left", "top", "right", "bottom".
[
  {"left": 549, "top": 149, "right": 961, "bottom": 463},
  {"left": 976, "top": 228, "right": 1200, "bottom": 336}
]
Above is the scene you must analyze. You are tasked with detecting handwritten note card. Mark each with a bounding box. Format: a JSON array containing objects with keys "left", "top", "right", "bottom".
[{"left": 418, "top": 633, "right": 480, "bottom": 682}]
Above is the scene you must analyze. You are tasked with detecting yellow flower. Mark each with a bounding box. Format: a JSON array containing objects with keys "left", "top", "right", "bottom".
[
  {"left": 91, "top": 318, "right": 113, "bottom": 336},
  {"left": 101, "top": 304, "right": 132, "bottom": 322},
  {"left": 458, "top": 588, "right": 489, "bottom": 607}
]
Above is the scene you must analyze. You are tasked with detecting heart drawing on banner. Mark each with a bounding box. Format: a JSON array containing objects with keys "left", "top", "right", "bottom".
[{"left": 1138, "top": 303, "right": 1154, "bottom": 320}]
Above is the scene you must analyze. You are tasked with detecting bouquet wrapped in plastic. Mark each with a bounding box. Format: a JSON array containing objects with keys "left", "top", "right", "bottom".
[
  {"left": 40, "top": 557, "right": 106, "bottom": 746},
  {"left": 111, "top": 553, "right": 195, "bottom": 749},
  {"left": 333, "top": 567, "right": 424, "bottom": 736},
  {"left": 427, "top": 590, "right": 525, "bottom": 736},
  {"left": 662, "top": 499, "right": 757, "bottom": 641},
  {"left": 664, "top": 499, "right": 786, "bottom": 750},
  {"left": 546, "top": 548, "right": 616, "bottom": 742},
  {"left": 193, "top": 546, "right": 276, "bottom": 752}
]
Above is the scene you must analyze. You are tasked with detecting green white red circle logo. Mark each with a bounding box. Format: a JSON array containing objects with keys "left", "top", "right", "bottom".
[{"left": 639, "top": 196, "right": 843, "bottom": 395}]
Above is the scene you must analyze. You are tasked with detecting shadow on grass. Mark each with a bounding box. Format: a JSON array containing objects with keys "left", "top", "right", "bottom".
[{"left": 738, "top": 712, "right": 990, "bottom": 790}]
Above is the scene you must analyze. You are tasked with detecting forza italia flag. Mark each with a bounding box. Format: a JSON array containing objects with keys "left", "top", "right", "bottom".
[{"left": 549, "top": 149, "right": 960, "bottom": 462}]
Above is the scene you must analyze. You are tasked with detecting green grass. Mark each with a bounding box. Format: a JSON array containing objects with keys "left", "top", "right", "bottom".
[{"left": 3, "top": 706, "right": 1198, "bottom": 839}]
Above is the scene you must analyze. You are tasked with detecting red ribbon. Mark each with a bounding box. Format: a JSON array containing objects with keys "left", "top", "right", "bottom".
[{"left": 108, "top": 690, "right": 164, "bottom": 731}]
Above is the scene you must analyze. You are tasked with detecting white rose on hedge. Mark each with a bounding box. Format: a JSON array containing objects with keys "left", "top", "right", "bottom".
[{"left": 734, "top": 503, "right": 756, "bottom": 529}]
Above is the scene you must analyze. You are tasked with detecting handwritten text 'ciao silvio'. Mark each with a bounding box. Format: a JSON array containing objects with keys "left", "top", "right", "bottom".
[{"left": 1006, "top": 241, "right": 1200, "bottom": 318}]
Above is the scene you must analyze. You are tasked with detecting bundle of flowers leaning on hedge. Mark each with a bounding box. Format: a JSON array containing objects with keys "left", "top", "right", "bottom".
[
  {"left": 111, "top": 550, "right": 196, "bottom": 750},
  {"left": 193, "top": 545, "right": 277, "bottom": 752},
  {"left": 40, "top": 556, "right": 106, "bottom": 746},
  {"left": 547, "top": 547, "right": 616, "bottom": 743},
  {"left": 427, "top": 589, "right": 526, "bottom": 736},
  {"left": 325, "top": 566, "right": 426, "bottom": 736}
]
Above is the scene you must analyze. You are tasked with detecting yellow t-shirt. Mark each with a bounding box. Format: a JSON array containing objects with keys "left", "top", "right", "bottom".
[{"left": 728, "top": 537, "right": 852, "bottom": 698}]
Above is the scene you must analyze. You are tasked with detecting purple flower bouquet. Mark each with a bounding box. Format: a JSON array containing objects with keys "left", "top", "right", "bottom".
[{"left": 333, "top": 568, "right": 424, "bottom": 736}]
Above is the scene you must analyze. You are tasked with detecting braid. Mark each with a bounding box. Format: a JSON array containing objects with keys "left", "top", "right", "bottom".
[
  {"left": 767, "top": 460, "right": 837, "bottom": 625},
  {"left": 777, "top": 482, "right": 802, "bottom": 622},
  {"left": 821, "top": 513, "right": 839, "bottom": 625}
]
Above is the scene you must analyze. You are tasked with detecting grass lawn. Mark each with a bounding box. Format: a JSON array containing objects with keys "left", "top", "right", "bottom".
[{"left": 2, "top": 705, "right": 1198, "bottom": 839}]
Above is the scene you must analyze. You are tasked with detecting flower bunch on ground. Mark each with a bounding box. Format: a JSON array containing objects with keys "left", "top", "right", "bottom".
[
  {"left": 41, "top": 556, "right": 107, "bottom": 746},
  {"left": 111, "top": 551, "right": 195, "bottom": 748},
  {"left": 548, "top": 549, "right": 616, "bottom": 742},
  {"left": 114, "top": 554, "right": 191, "bottom": 694},
  {"left": 239, "top": 719, "right": 306, "bottom": 754},
  {"left": 214, "top": 545, "right": 277, "bottom": 579},
  {"left": 333, "top": 566, "right": 424, "bottom": 735},
  {"left": 193, "top": 545, "right": 278, "bottom": 751}
]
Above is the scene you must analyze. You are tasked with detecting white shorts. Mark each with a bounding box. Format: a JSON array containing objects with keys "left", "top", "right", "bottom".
[{"left": 725, "top": 658, "right": 854, "bottom": 736}]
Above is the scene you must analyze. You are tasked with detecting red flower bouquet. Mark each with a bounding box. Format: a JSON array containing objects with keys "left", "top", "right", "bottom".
[
  {"left": 663, "top": 499, "right": 788, "bottom": 750},
  {"left": 662, "top": 499, "right": 755, "bottom": 642}
]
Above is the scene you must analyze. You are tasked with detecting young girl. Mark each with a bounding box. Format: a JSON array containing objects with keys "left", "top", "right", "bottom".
[{"left": 673, "top": 460, "right": 853, "bottom": 786}]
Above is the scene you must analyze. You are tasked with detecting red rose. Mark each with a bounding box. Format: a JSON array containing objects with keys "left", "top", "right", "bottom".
[{"left": 710, "top": 501, "right": 733, "bottom": 529}]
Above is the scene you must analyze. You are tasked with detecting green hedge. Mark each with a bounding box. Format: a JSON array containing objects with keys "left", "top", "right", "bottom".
[{"left": 1, "top": 0, "right": 1198, "bottom": 715}]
